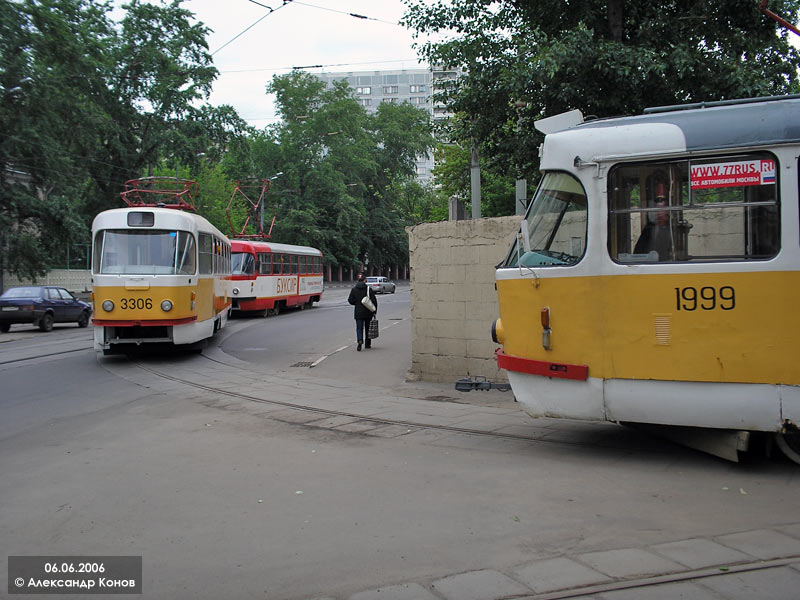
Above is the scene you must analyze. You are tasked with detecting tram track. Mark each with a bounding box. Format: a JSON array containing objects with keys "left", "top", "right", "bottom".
[
  {"left": 0, "top": 344, "right": 94, "bottom": 366},
  {"left": 499, "top": 556, "right": 800, "bottom": 599},
  {"left": 133, "top": 355, "right": 677, "bottom": 455}
]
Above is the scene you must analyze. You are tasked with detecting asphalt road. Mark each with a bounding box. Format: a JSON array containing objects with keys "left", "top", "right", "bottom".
[{"left": 1, "top": 285, "right": 799, "bottom": 599}]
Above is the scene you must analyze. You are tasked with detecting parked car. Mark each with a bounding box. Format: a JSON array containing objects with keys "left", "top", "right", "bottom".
[
  {"left": 0, "top": 286, "right": 92, "bottom": 333},
  {"left": 365, "top": 276, "right": 396, "bottom": 294}
]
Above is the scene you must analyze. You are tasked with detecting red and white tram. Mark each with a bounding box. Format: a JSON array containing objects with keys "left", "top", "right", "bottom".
[{"left": 228, "top": 239, "right": 324, "bottom": 315}]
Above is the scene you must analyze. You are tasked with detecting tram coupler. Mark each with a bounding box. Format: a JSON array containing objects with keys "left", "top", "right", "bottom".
[{"left": 455, "top": 376, "right": 512, "bottom": 392}]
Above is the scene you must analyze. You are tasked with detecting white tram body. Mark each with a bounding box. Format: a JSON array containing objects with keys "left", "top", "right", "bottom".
[
  {"left": 91, "top": 207, "right": 231, "bottom": 352},
  {"left": 492, "top": 96, "right": 800, "bottom": 458},
  {"left": 228, "top": 239, "right": 324, "bottom": 315}
]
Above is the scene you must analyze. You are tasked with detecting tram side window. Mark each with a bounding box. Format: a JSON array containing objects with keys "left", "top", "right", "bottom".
[
  {"left": 199, "top": 234, "right": 213, "bottom": 274},
  {"left": 257, "top": 253, "right": 271, "bottom": 275},
  {"left": 608, "top": 154, "right": 779, "bottom": 263},
  {"left": 289, "top": 255, "right": 298, "bottom": 274}
]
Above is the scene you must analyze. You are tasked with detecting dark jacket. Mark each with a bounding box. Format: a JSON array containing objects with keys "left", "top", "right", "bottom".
[{"left": 348, "top": 280, "right": 377, "bottom": 319}]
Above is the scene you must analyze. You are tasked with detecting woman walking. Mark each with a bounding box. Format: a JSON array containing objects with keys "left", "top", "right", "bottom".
[{"left": 347, "top": 273, "right": 378, "bottom": 351}]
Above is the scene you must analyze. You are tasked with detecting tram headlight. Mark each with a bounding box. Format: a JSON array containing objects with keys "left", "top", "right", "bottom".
[
  {"left": 491, "top": 318, "right": 505, "bottom": 344},
  {"left": 102, "top": 300, "right": 114, "bottom": 312},
  {"left": 161, "top": 299, "right": 173, "bottom": 312},
  {"left": 232, "top": 287, "right": 240, "bottom": 295}
]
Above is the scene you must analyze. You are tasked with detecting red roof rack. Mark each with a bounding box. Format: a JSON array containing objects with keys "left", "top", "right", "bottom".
[
  {"left": 226, "top": 178, "right": 275, "bottom": 239},
  {"left": 120, "top": 177, "right": 199, "bottom": 211}
]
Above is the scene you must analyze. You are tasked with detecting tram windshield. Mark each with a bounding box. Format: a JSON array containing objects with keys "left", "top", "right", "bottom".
[
  {"left": 94, "top": 229, "right": 197, "bottom": 275},
  {"left": 504, "top": 172, "right": 588, "bottom": 268},
  {"left": 231, "top": 252, "right": 256, "bottom": 275}
]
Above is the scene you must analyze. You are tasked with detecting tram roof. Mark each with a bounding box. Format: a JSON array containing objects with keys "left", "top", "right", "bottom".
[
  {"left": 230, "top": 239, "right": 322, "bottom": 256},
  {"left": 92, "top": 207, "right": 227, "bottom": 240},
  {"left": 540, "top": 96, "right": 800, "bottom": 166}
]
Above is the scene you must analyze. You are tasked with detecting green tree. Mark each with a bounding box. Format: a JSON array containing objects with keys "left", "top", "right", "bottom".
[
  {"left": 0, "top": 0, "right": 248, "bottom": 284},
  {"left": 402, "top": 0, "right": 800, "bottom": 180},
  {"left": 431, "top": 143, "right": 515, "bottom": 218},
  {"left": 255, "top": 72, "right": 434, "bottom": 273}
]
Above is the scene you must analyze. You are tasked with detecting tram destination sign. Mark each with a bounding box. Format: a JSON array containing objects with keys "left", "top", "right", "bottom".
[{"left": 690, "top": 158, "right": 776, "bottom": 190}]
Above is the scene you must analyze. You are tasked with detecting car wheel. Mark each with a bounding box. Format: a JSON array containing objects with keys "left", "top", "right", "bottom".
[
  {"left": 391, "top": 286, "right": 395, "bottom": 294},
  {"left": 77, "top": 311, "right": 90, "bottom": 328},
  {"left": 0, "top": 323, "right": 10, "bottom": 333},
  {"left": 39, "top": 313, "right": 54, "bottom": 332}
]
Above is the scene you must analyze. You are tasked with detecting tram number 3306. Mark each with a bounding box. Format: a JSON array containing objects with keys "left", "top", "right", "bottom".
[
  {"left": 120, "top": 298, "right": 153, "bottom": 310},
  {"left": 675, "top": 286, "right": 735, "bottom": 311}
]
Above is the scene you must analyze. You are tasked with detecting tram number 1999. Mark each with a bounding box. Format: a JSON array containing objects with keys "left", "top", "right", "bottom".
[{"left": 675, "top": 286, "right": 735, "bottom": 311}]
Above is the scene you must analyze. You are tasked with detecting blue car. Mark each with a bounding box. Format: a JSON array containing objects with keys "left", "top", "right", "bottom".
[{"left": 0, "top": 286, "right": 92, "bottom": 333}]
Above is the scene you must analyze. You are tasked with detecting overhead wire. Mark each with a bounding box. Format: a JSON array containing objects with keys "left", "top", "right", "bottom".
[
  {"left": 213, "top": 0, "right": 401, "bottom": 57},
  {"left": 289, "top": 1, "right": 398, "bottom": 25},
  {"left": 220, "top": 58, "right": 423, "bottom": 74},
  {"left": 212, "top": 0, "right": 294, "bottom": 56}
]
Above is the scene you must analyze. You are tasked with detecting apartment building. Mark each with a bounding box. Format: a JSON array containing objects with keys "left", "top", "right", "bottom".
[{"left": 315, "top": 66, "right": 459, "bottom": 180}]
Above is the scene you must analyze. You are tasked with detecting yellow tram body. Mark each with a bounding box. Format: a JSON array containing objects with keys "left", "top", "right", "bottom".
[
  {"left": 498, "top": 270, "right": 800, "bottom": 386},
  {"left": 91, "top": 207, "right": 231, "bottom": 353},
  {"left": 493, "top": 96, "right": 800, "bottom": 460}
]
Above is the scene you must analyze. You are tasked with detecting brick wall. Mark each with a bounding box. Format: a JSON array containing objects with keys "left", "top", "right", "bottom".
[
  {"left": 406, "top": 216, "right": 521, "bottom": 383},
  {"left": 3, "top": 270, "right": 92, "bottom": 296}
]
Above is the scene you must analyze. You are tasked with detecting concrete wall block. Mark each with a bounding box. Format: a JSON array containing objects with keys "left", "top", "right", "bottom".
[
  {"left": 466, "top": 300, "right": 499, "bottom": 322},
  {"left": 479, "top": 243, "right": 512, "bottom": 268},
  {"left": 436, "top": 300, "right": 466, "bottom": 321},
  {"left": 467, "top": 338, "right": 499, "bottom": 360},
  {"left": 425, "top": 318, "right": 464, "bottom": 339},
  {"left": 436, "top": 264, "right": 467, "bottom": 284},
  {"left": 411, "top": 336, "right": 439, "bottom": 356},
  {"left": 428, "top": 283, "right": 463, "bottom": 302},
  {"left": 437, "top": 337, "right": 467, "bottom": 358},
  {"left": 450, "top": 245, "right": 481, "bottom": 266},
  {"left": 464, "top": 318, "right": 494, "bottom": 341},
  {"left": 410, "top": 281, "right": 437, "bottom": 302},
  {"left": 411, "top": 300, "right": 439, "bottom": 320},
  {"left": 470, "top": 265, "right": 500, "bottom": 285},
  {"left": 408, "top": 216, "right": 521, "bottom": 384}
]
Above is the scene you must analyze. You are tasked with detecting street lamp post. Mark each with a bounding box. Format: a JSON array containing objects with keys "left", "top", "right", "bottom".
[{"left": 260, "top": 172, "right": 283, "bottom": 232}]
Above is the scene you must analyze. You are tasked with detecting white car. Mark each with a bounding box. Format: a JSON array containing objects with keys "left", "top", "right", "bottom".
[{"left": 366, "top": 276, "right": 396, "bottom": 294}]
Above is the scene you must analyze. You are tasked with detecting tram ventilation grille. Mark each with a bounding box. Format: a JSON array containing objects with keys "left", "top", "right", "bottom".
[
  {"left": 654, "top": 314, "right": 671, "bottom": 345},
  {"left": 291, "top": 361, "right": 314, "bottom": 368}
]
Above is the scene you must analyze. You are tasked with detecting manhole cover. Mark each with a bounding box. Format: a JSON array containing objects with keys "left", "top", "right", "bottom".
[{"left": 291, "top": 361, "right": 313, "bottom": 368}]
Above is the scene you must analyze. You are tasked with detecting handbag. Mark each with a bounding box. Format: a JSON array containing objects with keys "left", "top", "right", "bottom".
[
  {"left": 361, "top": 294, "right": 376, "bottom": 312},
  {"left": 368, "top": 318, "right": 379, "bottom": 339}
]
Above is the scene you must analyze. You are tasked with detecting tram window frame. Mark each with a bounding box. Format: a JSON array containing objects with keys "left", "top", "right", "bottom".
[
  {"left": 199, "top": 233, "right": 213, "bottom": 274},
  {"left": 608, "top": 152, "right": 780, "bottom": 264},
  {"left": 502, "top": 171, "right": 588, "bottom": 268},
  {"left": 290, "top": 255, "right": 298, "bottom": 274},
  {"left": 257, "top": 252, "right": 271, "bottom": 275}
]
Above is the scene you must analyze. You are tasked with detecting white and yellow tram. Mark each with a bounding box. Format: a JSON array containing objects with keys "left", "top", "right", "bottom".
[
  {"left": 91, "top": 206, "right": 231, "bottom": 353},
  {"left": 492, "top": 95, "right": 800, "bottom": 462}
]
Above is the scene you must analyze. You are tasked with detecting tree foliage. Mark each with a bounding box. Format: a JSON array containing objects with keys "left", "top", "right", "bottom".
[
  {"left": 238, "top": 72, "right": 435, "bottom": 272},
  {"left": 402, "top": 0, "right": 800, "bottom": 181},
  {"left": 0, "top": 0, "right": 248, "bottom": 281}
]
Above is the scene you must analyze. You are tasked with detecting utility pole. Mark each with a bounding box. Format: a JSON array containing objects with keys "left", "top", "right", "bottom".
[{"left": 470, "top": 146, "right": 481, "bottom": 219}]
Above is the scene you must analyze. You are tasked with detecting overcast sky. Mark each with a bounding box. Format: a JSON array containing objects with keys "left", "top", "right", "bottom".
[{"left": 183, "top": 0, "right": 432, "bottom": 128}]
